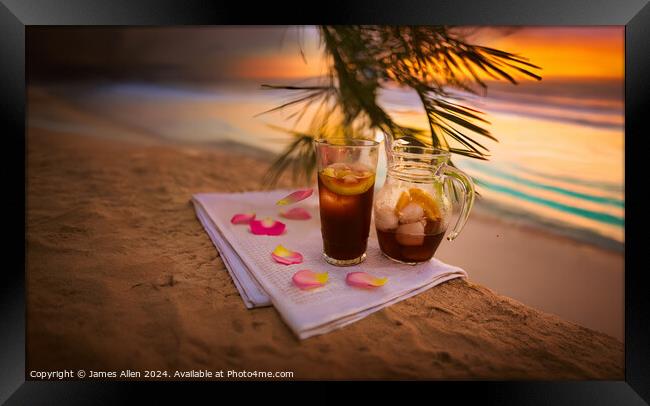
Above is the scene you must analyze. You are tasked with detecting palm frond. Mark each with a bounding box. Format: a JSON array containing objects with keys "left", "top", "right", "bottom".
[
  {"left": 262, "top": 129, "right": 316, "bottom": 187},
  {"left": 257, "top": 25, "right": 542, "bottom": 186}
]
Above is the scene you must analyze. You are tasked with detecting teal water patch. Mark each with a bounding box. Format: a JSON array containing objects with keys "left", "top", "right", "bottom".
[
  {"left": 476, "top": 178, "right": 625, "bottom": 227},
  {"left": 474, "top": 199, "right": 624, "bottom": 253},
  {"left": 507, "top": 162, "right": 623, "bottom": 194},
  {"left": 462, "top": 161, "right": 624, "bottom": 208}
]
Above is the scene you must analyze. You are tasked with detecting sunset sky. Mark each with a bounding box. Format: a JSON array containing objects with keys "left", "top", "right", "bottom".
[
  {"left": 28, "top": 26, "right": 624, "bottom": 83},
  {"left": 468, "top": 27, "right": 624, "bottom": 80},
  {"left": 226, "top": 26, "right": 624, "bottom": 81}
]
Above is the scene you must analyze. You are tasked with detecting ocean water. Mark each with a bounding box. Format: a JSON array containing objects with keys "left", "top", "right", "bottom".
[
  {"left": 380, "top": 80, "right": 624, "bottom": 251},
  {"left": 29, "top": 80, "right": 624, "bottom": 251}
]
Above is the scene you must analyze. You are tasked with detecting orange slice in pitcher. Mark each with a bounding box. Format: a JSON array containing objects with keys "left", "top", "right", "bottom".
[
  {"left": 394, "top": 191, "right": 411, "bottom": 214},
  {"left": 319, "top": 168, "right": 375, "bottom": 196},
  {"left": 408, "top": 188, "right": 441, "bottom": 220}
]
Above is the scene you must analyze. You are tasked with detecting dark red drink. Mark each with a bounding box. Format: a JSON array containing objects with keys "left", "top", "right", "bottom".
[
  {"left": 317, "top": 163, "right": 375, "bottom": 264},
  {"left": 376, "top": 218, "right": 446, "bottom": 263},
  {"left": 374, "top": 188, "right": 447, "bottom": 264}
]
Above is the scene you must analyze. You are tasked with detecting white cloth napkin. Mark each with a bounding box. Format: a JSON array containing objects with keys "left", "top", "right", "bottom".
[{"left": 192, "top": 190, "right": 467, "bottom": 339}]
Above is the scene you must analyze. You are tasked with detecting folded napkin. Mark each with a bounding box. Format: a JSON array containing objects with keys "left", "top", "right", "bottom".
[
  {"left": 192, "top": 190, "right": 467, "bottom": 339},
  {"left": 194, "top": 201, "right": 271, "bottom": 308}
]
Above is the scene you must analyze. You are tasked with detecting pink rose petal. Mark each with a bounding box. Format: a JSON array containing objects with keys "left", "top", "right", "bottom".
[
  {"left": 346, "top": 272, "right": 387, "bottom": 288},
  {"left": 276, "top": 189, "right": 313, "bottom": 206},
  {"left": 292, "top": 270, "right": 328, "bottom": 290},
  {"left": 231, "top": 213, "right": 256, "bottom": 224},
  {"left": 279, "top": 207, "right": 312, "bottom": 220},
  {"left": 271, "top": 245, "right": 303, "bottom": 265},
  {"left": 249, "top": 217, "right": 286, "bottom": 236}
]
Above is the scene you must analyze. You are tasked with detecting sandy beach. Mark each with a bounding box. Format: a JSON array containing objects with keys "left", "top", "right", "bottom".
[
  {"left": 436, "top": 210, "right": 624, "bottom": 341},
  {"left": 26, "top": 121, "right": 624, "bottom": 379}
]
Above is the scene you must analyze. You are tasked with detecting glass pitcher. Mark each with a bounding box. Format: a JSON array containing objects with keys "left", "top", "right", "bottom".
[{"left": 373, "top": 142, "right": 475, "bottom": 264}]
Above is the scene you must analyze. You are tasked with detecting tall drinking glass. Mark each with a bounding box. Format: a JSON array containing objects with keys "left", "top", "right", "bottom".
[{"left": 314, "top": 139, "right": 379, "bottom": 266}]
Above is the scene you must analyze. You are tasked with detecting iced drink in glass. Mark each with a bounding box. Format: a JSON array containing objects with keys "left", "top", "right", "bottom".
[{"left": 314, "top": 139, "right": 379, "bottom": 266}]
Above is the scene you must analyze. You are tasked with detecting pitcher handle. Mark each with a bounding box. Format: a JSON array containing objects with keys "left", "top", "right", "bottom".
[{"left": 442, "top": 164, "right": 475, "bottom": 241}]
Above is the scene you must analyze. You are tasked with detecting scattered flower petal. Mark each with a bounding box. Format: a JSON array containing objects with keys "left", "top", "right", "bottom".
[
  {"left": 292, "top": 270, "right": 328, "bottom": 290},
  {"left": 346, "top": 272, "right": 387, "bottom": 288},
  {"left": 276, "top": 189, "right": 313, "bottom": 206},
  {"left": 271, "top": 245, "right": 303, "bottom": 265},
  {"left": 279, "top": 207, "right": 312, "bottom": 220},
  {"left": 249, "top": 218, "right": 286, "bottom": 236},
  {"left": 230, "top": 213, "right": 256, "bottom": 224}
]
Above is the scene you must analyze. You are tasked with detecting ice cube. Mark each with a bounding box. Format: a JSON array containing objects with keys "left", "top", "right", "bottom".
[
  {"left": 425, "top": 218, "right": 444, "bottom": 235},
  {"left": 342, "top": 174, "right": 358, "bottom": 184},
  {"left": 396, "top": 221, "right": 425, "bottom": 246},
  {"left": 328, "top": 162, "right": 350, "bottom": 171},
  {"left": 349, "top": 162, "right": 371, "bottom": 173},
  {"left": 398, "top": 202, "right": 424, "bottom": 224},
  {"left": 354, "top": 170, "right": 372, "bottom": 180},
  {"left": 375, "top": 206, "right": 399, "bottom": 231}
]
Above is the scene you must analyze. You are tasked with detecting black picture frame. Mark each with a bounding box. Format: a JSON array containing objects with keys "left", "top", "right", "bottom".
[{"left": 2, "top": 0, "right": 648, "bottom": 403}]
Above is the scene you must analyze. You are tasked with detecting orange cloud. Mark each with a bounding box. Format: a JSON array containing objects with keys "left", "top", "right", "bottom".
[
  {"left": 231, "top": 27, "right": 624, "bottom": 82},
  {"left": 232, "top": 54, "right": 326, "bottom": 80},
  {"left": 468, "top": 27, "right": 624, "bottom": 80}
]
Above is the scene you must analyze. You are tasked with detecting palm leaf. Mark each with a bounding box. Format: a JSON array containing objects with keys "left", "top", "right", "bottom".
[{"left": 257, "top": 25, "right": 541, "bottom": 187}]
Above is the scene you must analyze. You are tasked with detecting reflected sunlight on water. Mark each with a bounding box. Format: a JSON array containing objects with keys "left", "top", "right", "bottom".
[{"left": 384, "top": 81, "right": 624, "bottom": 249}]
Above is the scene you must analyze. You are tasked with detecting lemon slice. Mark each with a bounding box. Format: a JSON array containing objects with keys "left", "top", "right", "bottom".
[
  {"left": 322, "top": 167, "right": 337, "bottom": 178},
  {"left": 408, "top": 188, "right": 441, "bottom": 219},
  {"left": 319, "top": 171, "right": 375, "bottom": 196}
]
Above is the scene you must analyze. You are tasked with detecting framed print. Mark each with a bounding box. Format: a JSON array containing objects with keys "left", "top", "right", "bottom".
[{"left": 2, "top": 0, "right": 649, "bottom": 403}]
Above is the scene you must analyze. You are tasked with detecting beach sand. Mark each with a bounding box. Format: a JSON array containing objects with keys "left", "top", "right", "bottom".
[
  {"left": 437, "top": 216, "right": 624, "bottom": 341},
  {"left": 26, "top": 126, "right": 623, "bottom": 379}
]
